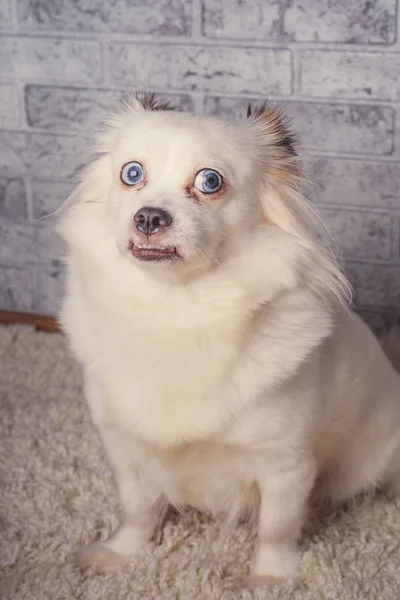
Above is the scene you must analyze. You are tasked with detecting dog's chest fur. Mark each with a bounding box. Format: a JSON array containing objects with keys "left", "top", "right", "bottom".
[{"left": 65, "top": 267, "right": 262, "bottom": 446}]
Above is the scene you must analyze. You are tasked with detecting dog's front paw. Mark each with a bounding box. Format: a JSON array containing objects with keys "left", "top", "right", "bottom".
[
  {"left": 75, "top": 523, "right": 149, "bottom": 573},
  {"left": 75, "top": 542, "right": 130, "bottom": 573},
  {"left": 231, "top": 541, "right": 299, "bottom": 590},
  {"left": 235, "top": 573, "right": 285, "bottom": 590},
  {"left": 251, "top": 540, "right": 300, "bottom": 583}
]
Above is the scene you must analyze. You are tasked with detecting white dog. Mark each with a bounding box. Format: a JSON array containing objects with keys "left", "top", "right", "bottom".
[{"left": 58, "top": 94, "right": 400, "bottom": 588}]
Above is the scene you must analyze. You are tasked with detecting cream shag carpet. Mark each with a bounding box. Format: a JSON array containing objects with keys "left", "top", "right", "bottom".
[{"left": 1, "top": 324, "right": 400, "bottom": 600}]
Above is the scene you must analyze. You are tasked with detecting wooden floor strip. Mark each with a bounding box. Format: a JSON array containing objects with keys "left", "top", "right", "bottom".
[{"left": 0, "top": 311, "right": 61, "bottom": 333}]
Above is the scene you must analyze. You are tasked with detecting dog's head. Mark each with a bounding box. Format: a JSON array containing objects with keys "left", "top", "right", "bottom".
[{"left": 64, "top": 94, "right": 309, "bottom": 278}]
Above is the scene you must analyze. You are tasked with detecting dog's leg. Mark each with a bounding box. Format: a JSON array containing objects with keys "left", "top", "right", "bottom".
[
  {"left": 245, "top": 457, "right": 316, "bottom": 588},
  {"left": 75, "top": 426, "right": 165, "bottom": 573},
  {"left": 75, "top": 378, "right": 165, "bottom": 573}
]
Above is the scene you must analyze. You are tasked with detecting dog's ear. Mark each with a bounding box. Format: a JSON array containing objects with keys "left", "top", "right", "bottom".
[
  {"left": 135, "top": 92, "right": 177, "bottom": 113},
  {"left": 247, "top": 101, "right": 301, "bottom": 188},
  {"left": 247, "top": 101, "right": 297, "bottom": 157}
]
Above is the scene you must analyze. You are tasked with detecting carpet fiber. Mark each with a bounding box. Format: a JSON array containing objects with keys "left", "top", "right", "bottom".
[{"left": 1, "top": 324, "right": 400, "bottom": 600}]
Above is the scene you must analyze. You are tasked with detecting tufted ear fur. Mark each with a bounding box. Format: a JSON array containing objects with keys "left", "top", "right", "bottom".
[
  {"left": 135, "top": 91, "right": 177, "bottom": 113},
  {"left": 247, "top": 102, "right": 298, "bottom": 158},
  {"left": 247, "top": 101, "right": 302, "bottom": 191}
]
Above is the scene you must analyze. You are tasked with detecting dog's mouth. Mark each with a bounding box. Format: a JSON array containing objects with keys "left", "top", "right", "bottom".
[{"left": 129, "top": 241, "right": 180, "bottom": 262}]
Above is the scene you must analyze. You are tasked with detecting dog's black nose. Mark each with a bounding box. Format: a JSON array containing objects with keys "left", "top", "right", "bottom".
[{"left": 133, "top": 207, "right": 172, "bottom": 235}]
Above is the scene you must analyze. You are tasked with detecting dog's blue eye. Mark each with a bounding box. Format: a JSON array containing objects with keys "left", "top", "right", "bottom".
[
  {"left": 194, "top": 169, "right": 223, "bottom": 194},
  {"left": 120, "top": 161, "right": 144, "bottom": 186}
]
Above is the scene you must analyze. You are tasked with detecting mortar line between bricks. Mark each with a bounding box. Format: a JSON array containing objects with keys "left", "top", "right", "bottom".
[
  {"left": 316, "top": 205, "right": 400, "bottom": 215},
  {"left": 191, "top": 0, "right": 203, "bottom": 38},
  {"left": 291, "top": 47, "right": 301, "bottom": 95},
  {"left": 9, "top": 0, "right": 18, "bottom": 29},
  {"left": 6, "top": 30, "right": 400, "bottom": 53},
  {"left": 109, "top": 38, "right": 400, "bottom": 54},
  {"left": 10, "top": 80, "right": 25, "bottom": 129},
  {"left": 193, "top": 93, "right": 204, "bottom": 114},
  {"left": 0, "top": 76, "right": 107, "bottom": 88},
  {"left": 24, "top": 178, "right": 34, "bottom": 221},
  {"left": 17, "top": 82, "right": 199, "bottom": 102},
  {"left": 301, "top": 151, "right": 400, "bottom": 163},
  {"left": 99, "top": 39, "right": 112, "bottom": 86},
  {"left": 11, "top": 81, "right": 400, "bottom": 108},
  {"left": 16, "top": 82, "right": 28, "bottom": 128},
  {"left": 200, "top": 92, "right": 400, "bottom": 108},
  {"left": 197, "top": 40, "right": 400, "bottom": 52},
  {"left": 346, "top": 258, "right": 400, "bottom": 267}
]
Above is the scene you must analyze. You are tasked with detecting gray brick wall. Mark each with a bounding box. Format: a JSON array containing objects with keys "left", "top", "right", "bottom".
[{"left": 0, "top": 0, "right": 399, "bottom": 331}]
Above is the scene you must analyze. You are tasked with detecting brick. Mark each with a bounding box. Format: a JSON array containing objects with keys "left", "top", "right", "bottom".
[
  {"left": 299, "top": 52, "right": 400, "bottom": 101},
  {"left": 25, "top": 86, "right": 122, "bottom": 132},
  {"left": 31, "top": 180, "right": 73, "bottom": 219},
  {"left": 346, "top": 263, "right": 400, "bottom": 309},
  {"left": 204, "top": 97, "right": 394, "bottom": 156},
  {"left": 0, "top": 84, "right": 19, "bottom": 128},
  {"left": 17, "top": 0, "right": 191, "bottom": 35},
  {"left": 202, "top": 0, "right": 396, "bottom": 44},
  {"left": 0, "top": 222, "right": 63, "bottom": 266},
  {"left": 25, "top": 85, "right": 194, "bottom": 132},
  {"left": 0, "top": 265, "right": 34, "bottom": 311},
  {"left": 0, "top": 131, "right": 92, "bottom": 180},
  {"left": 110, "top": 43, "right": 292, "bottom": 95},
  {"left": 0, "top": 36, "right": 101, "bottom": 84},
  {"left": 288, "top": 103, "right": 393, "bottom": 156},
  {"left": 32, "top": 260, "right": 65, "bottom": 317},
  {"left": 321, "top": 209, "right": 392, "bottom": 261},
  {"left": 309, "top": 159, "right": 400, "bottom": 210},
  {"left": 0, "top": 0, "right": 12, "bottom": 30},
  {"left": 0, "top": 177, "right": 27, "bottom": 220}
]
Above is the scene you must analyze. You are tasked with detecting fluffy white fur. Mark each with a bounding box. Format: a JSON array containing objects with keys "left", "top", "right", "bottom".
[{"left": 58, "top": 95, "right": 400, "bottom": 587}]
